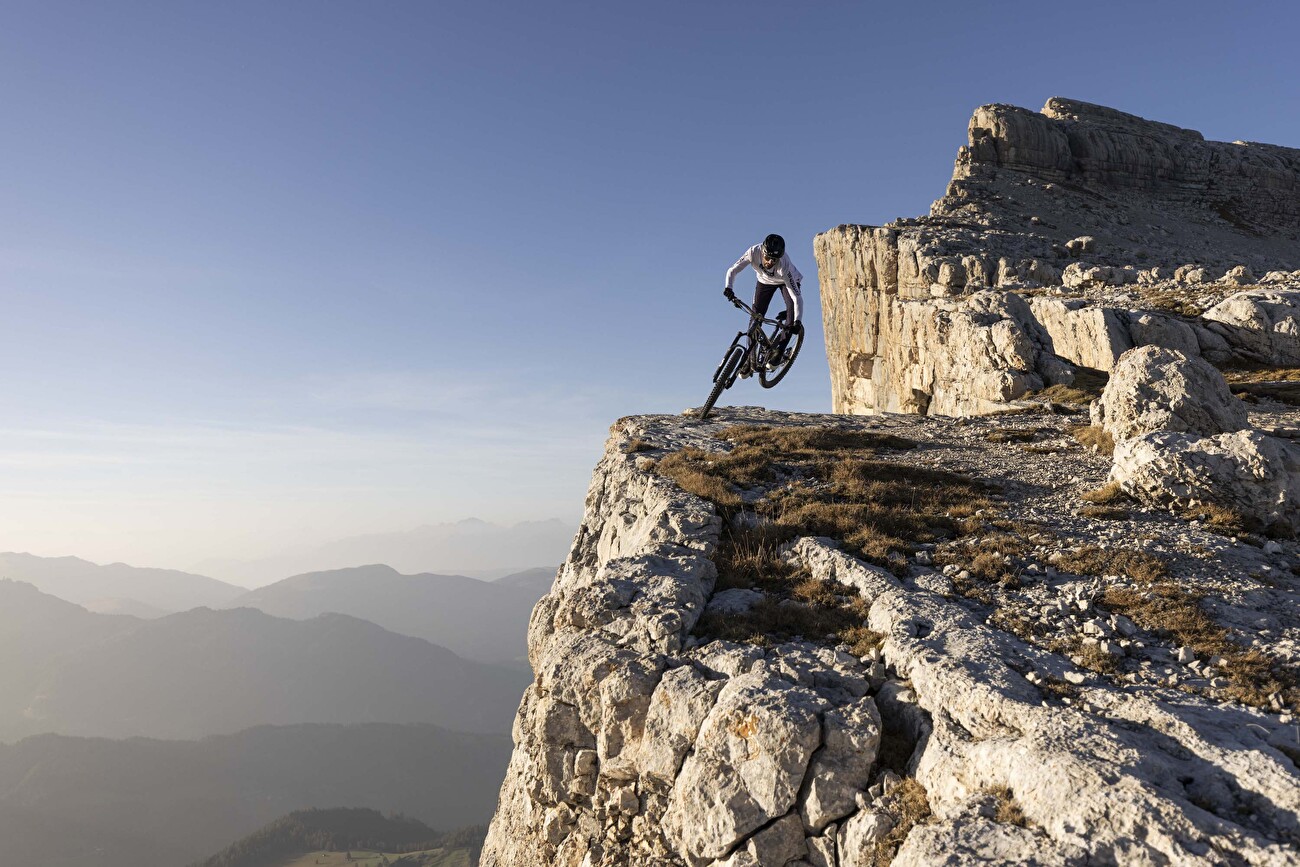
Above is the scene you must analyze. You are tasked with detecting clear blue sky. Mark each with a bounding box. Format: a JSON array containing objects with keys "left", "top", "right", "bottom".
[{"left": 2, "top": 0, "right": 1297, "bottom": 569}]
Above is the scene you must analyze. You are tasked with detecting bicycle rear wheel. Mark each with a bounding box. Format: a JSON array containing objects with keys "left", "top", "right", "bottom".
[
  {"left": 759, "top": 322, "right": 804, "bottom": 389},
  {"left": 701, "top": 345, "right": 745, "bottom": 420}
]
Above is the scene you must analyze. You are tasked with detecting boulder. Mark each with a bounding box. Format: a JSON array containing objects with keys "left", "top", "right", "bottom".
[
  {"left": 663, "top": 668, "right": 827, "bottom": 860},
  {"left": 1203, "top": 289, "right": 1300, "bottom": 365},
  {"left": 1090, "top": 346, "right": 1247, "bottom": 442},
  {"left": 1062, "top": 262, "right": 1125, "bottom": 289},
  {"left": 1111, "top": 430, "right": 1300, "bottom": 533},
  {"left": 799, "top": 697, "right": 883, "bottom": 832},
  {"left": 1222, "top": 264, "right": 1256, "bottom": 285}
]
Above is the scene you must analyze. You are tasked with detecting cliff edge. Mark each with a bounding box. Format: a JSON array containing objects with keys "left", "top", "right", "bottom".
[{"left": 482, "top": 407, "right": 1299, "bottom": 866}]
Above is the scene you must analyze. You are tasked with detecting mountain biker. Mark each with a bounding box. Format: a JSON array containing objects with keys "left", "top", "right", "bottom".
[{"left": 723, "top": 234, "right": 803, "bottom": 372}]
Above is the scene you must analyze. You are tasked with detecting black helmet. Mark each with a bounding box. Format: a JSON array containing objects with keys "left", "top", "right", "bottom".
[{"left": 761, "top": 234, "right": 785, "bottom": 260}]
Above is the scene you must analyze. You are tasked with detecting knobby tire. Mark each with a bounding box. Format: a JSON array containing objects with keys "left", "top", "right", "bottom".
[
  {"left": 701, "top": 346, "right": 745, "bottom": 420},
  {"left": 759, "top": 323, "right": 805, "bottom": 388}
]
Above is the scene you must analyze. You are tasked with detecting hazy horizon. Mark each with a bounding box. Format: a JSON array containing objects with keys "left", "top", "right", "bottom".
[
  {"left": 0, "top": 515, "right": 574, "bottom": 587},
  {"left": 3, "top": 0, "right": 1297, "bottom": 566}
]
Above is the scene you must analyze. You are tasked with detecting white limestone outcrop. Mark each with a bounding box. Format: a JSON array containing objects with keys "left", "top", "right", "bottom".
[
  {"left": 815, "top": 98, "right": 1300, "bottom": 417},
  {"left": 1113, "top": 430, "right": 1300, "bottom": 534},
  {"left": 482, "top": 412, "right": 1300, "bottom": 866},
  {"left": 1091, "top": 346, "right": 1249, "bottom": 442}
]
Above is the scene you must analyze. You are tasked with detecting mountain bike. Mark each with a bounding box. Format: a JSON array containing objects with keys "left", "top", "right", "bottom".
[{"left": 698, "top": 296, "right": 805, "bottom": 420}]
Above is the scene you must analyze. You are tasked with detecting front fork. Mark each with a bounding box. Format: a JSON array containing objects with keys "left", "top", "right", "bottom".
[{"left": 713, "top": 331, "right": 747, "bottom": 383}]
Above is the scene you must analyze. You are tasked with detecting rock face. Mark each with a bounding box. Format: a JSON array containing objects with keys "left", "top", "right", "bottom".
[
  {"left": 1091, "top": 345, "right": 1249, "bottom": 441},
  {"left": 1096, "top": 345, "right": 1300, "bottom": 533},
  {"left": 483, "top": 411, "right": 1300, "bottom": 866},
  {"left": 815, "top": 98, "right": 1300, "bottom": 416},
  {"left": 1113, "top": 430, "right": 1300, "bottom": 534}
]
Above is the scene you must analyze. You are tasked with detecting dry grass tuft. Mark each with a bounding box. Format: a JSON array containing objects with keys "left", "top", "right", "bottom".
[
  {"left": 1078, "top": 483, "right": 1131, "bottom": 520},
  {"left": 719, "top": 425, "right": 917, "bottom": 453},
  {"left": 1101, "top": 584, "right": 1227, "bottom": 651},
  {"left": 1101, "top": 584, "right": 1299, "bottom": 711},
  {"left": 1077, "top": 643, "right": 1122, "bottom": 674},
  {"left": 934, "top": 529, "right": 1035, "bottom": 598},
  {"left": 1037, "top": 674, "right": 1081, "bottom": 702},
  {"left": 989, "top": 785, "right": 1029, "bottom": 827},
  {"left": 984, "top": 428, "right": 1044, "bottom": 444},
  {"left": 868, "top": 778, "right": 933, "bottom": 867},
  {"left": 842, "top": 624, "right": 885, "bottom": 657},
  {"left": 1176, "top": 502, "right": 1261, "bottom": 536},
  {"left": 622, "top": 438, "right": 653, "bottom": 454},
  {"left": 1032, "top": 368, "right": 1109, "bottom": 406},
  {"left": 1055, "top": 545, "right": 1168, "bottom": 584},
  {"left": 1080, "top": 482, "right": 1126, "bottom": 505},
  {"left": 1070, "top": 425, "right": 1115, "bottom": 456},
  {"left": 1034, "top": 384, "right": 1097, "bottom": 406},
  {"left": 1221, "top": 366, "right": 1300, "bottom": 384},
  {"left": 694, "top": 593, "right": 874, "bottom": 649}
]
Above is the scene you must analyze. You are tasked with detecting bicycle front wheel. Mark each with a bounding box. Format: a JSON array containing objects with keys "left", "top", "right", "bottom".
[
  {"left": 701, "top": 345, "right": 745, "bottom": 420},
  {"left": 759, "top": 323, "right": 804, "bottom": 389}
]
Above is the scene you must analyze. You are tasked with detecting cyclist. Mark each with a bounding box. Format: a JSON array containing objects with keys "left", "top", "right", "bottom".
[{"left": 723, "top": 234, "right": 803, "bottom": 372}]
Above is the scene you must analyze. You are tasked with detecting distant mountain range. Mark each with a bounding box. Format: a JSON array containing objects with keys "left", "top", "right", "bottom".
[
  {"left": 0, "top": 551, "right": 556, "bottom": 663},
  {"left": 227, "top": 563, "right": 554, "bottom": 664},
  {"left": 0, "top": 551, "right": 244, "bottom": 611},
  {"left": 192, "top": 517, "right": 575, "bottom": 586},
  {"left": 0, "top": 723, "right": 509, "bottom": 867},
  {"left": 0, "top": 580, "right": 529, "bottom": 741}
]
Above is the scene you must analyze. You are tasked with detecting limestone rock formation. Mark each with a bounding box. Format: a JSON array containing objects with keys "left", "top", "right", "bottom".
[
  {"left": 1089, "top": 345, "right": 1300, "bottom": 532},
  {"left": 1113, "top": 430, "right": 1300, "bottom": 534},
  {"left": 483, "top": 410, "right": 1300, "bottom": 866},
  {"left": 815, "top": 98, "right": 1300, "bottom": 417},
  {"left": 1091, "top": 345, "right": 1249, "bottom": 441}
]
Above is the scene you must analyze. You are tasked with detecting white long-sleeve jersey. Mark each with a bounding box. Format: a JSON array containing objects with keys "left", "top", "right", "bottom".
[{"left": 725, "top": 244, "right": 804, "bottom": 321}]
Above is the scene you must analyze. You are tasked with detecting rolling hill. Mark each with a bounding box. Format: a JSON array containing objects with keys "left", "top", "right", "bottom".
[
  {"left": 25, "top": 605, "right": 530, "bottom": 739},
  {"left": 0, "top": 724, "right": 508, "bottom": 867},
  {"left": 227, "top": 564, "right": 552, "bottom": 664},
  {"left": 0, "top": 551, "right": 244, "bottom": 611}
]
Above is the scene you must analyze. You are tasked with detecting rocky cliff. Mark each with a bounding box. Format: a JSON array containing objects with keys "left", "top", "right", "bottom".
[
  {"left": 482, "top": 407, "right": 1300, "bottom": 866},
  {"left": 816, "top": 98, "right": 1300, "bottom": 416}
]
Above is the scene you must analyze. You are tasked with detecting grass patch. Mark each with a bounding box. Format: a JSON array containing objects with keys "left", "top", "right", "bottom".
[
  {"left": 1221, "top": 366, "right": 1300, "bottom": 384},
  {"left": 655, "top": 424, "right": 990, "bottom": 653},
  {"left": 658, "top": 425, "right": 992, "bottom": 575},
  {"left": 868, "top": 778, "right": 933, "bottom": 867},
  {"left": 1177, "top": 502, "right": 1259, "bottom": 535},
  {"left": 691, "top": 525, "right": 885, "bottom": 653},
  {"left": 1079, "top": 482, "right": 1131, "bottom": 520},
  {"left": 989, "top": 785, "right": 1029, "bottom": 827},
  {"left": 1032, "top": 368, "right": 1109, "bottom": 406},
  {"left": 1101, "top": 584, "right": 1299, "bottom": 712},
  {"left": 1138, "top": 283, "right": 1239, "bottom": 318},
  {"left": 1069, "top": 425, "right": 1115, "bottom": 456},
  {"left": 984, "top": 428, "right": 1045, "bottom": 443},
  {"left": 934, "top": 529, "right": 1036, "bottom": 598},
  {"left": 1055, "top": 545, "right": 1168, "bottom": 583},
  {"left": 1080, "top": 482, "right": 1126, "bottom": 505},
  {"left": 1077, "top": 643, "right": 1122, "bottom": 674},
  {"left": 1036, "top": 674, "right": 1081, "bottom": 702},
  {"left": 694, "top": 593, "right": 877, "bottom": 650},
  {"left": 622, "top": 438, "right": 654, "bottom": 454}
]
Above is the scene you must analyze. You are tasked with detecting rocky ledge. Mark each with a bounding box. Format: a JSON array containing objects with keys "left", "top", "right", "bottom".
[
  {"left": 482, "top": 403, "right": 1300, "bottom": 866},
  {"left": 816, "top": 97, "right": 1300, "bottom": 417}
]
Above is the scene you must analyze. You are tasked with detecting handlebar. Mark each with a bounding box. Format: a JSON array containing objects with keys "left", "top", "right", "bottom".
[{"left": 727, "top": 295, "right": 787, "bottom": 328}]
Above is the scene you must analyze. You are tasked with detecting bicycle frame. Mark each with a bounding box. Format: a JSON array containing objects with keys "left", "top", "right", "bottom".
[{"left": 729, "top": 297, "right": 791, "bottom": 366}]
